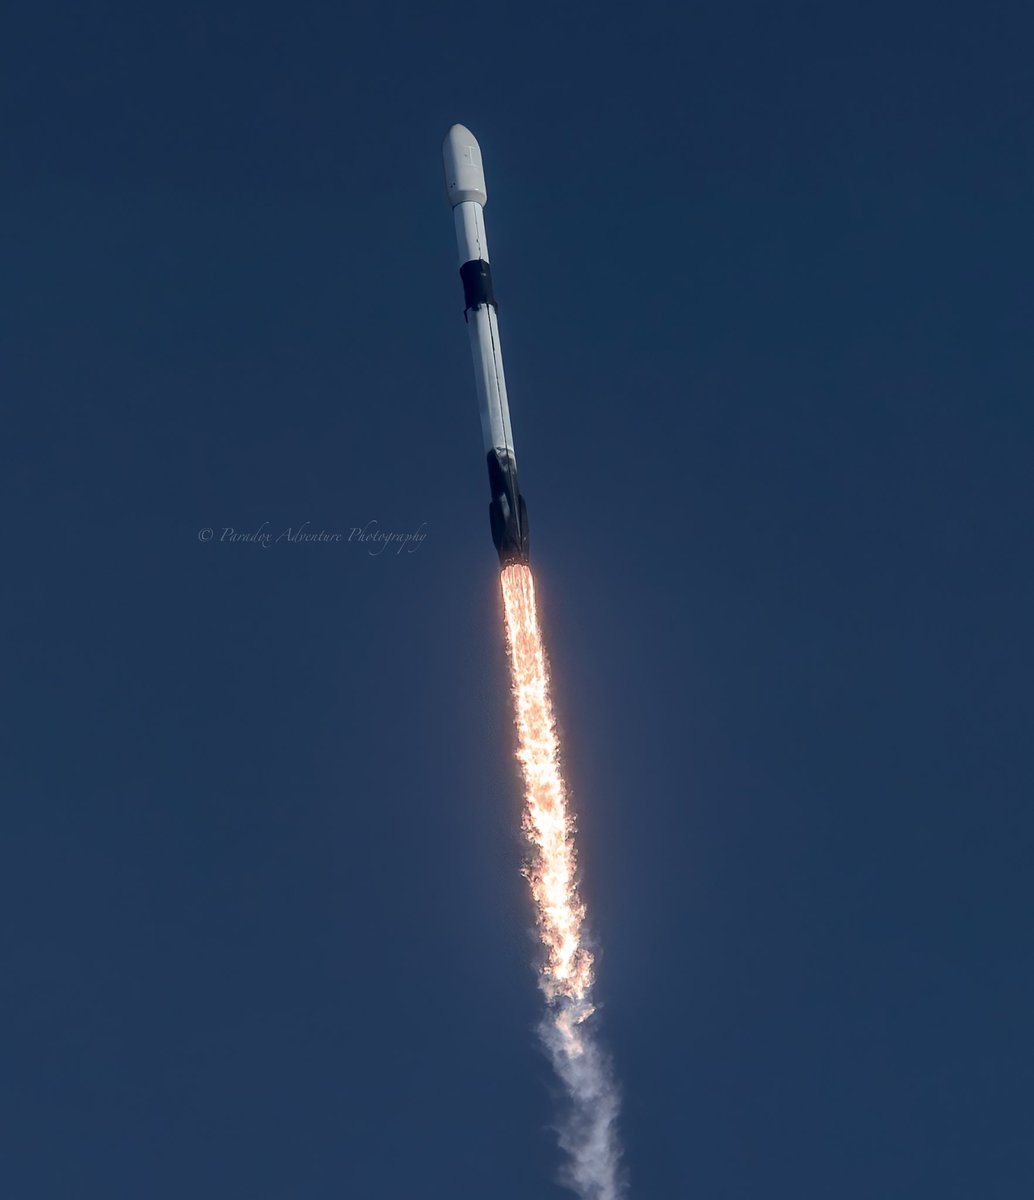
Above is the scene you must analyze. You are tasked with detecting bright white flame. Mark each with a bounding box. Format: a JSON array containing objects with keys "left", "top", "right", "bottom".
[{"left": 500, "top": 563, "right": 623, "bottom": 1200}]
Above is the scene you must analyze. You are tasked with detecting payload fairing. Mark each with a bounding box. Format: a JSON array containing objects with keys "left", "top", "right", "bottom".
[{"left": 443, "top": 124, "right": 530, "bottom": 566}]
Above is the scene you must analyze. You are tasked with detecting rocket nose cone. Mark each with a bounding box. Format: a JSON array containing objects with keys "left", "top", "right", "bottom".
[{"left": 443, "top": 124, "right": 487, "bottom": 207}]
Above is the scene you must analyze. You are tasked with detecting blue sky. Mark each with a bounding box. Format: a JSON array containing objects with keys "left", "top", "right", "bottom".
[{"left": 2, "top": 2, "right": 1032, "bottom": 1196}]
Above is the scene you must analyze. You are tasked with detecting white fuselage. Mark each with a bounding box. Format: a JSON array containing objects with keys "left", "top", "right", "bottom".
[
  {"left": 452, "top": 201, "right": 517, "bottom": 466},
  {"left": 443, "top": 123, "right": 530, "bottom": 565}
]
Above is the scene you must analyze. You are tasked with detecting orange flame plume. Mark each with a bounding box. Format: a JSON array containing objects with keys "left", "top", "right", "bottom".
[{"left": 500, "top": 562, "right": 621, "bottom": 1199}]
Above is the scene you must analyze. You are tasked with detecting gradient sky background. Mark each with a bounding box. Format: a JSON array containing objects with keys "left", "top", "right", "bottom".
[{"left": 3, "top": 2, "right": 1033, "bottom": 1197}]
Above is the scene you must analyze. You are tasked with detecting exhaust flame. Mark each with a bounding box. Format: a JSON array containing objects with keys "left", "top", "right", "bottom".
[{"left": 500, "top": 563, "right": 623, "bottom": 1200}]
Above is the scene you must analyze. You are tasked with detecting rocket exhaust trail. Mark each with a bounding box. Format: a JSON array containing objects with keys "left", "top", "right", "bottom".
[
  {"left": 500, "top": 563, "right": 622, "bottom": 1200},
  {"left": 443, "top": 126, "right": 623, "bottom": 1198}
]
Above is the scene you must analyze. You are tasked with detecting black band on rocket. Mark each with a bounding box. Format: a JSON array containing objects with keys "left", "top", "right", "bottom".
[{"left": 460, "top": 259, "right": 496, "bottom": 313}]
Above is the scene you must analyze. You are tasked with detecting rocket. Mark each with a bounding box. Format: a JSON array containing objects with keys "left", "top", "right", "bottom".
[{"left": 442, "top": 124, "right": 530, "bottom": 567}]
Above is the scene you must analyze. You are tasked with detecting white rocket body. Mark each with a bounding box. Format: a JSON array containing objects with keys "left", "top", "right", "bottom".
[{"left": 443, "top": 125, "right": 529, "bottom": 566}]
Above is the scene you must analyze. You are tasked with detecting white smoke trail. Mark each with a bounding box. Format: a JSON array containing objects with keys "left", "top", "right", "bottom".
[
  {"left": 541, "top": 1001, "right": 623, "bottom": 1200},
  {"left": 500, "top": 563, "right": 624, "bottom": 1200}
]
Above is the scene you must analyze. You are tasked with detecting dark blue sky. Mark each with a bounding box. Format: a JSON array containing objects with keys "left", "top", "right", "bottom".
[{"left": 3, "top": 2, "right": 1032, "bottom": 1197}]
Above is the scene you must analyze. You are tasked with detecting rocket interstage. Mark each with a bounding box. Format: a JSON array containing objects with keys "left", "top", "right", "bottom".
[
  {"left": 441, "top": 127, "right": 624, "bottom": 1199},
  {"left": 442, "top": 124, "right": 530, "bottom": 567}
]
